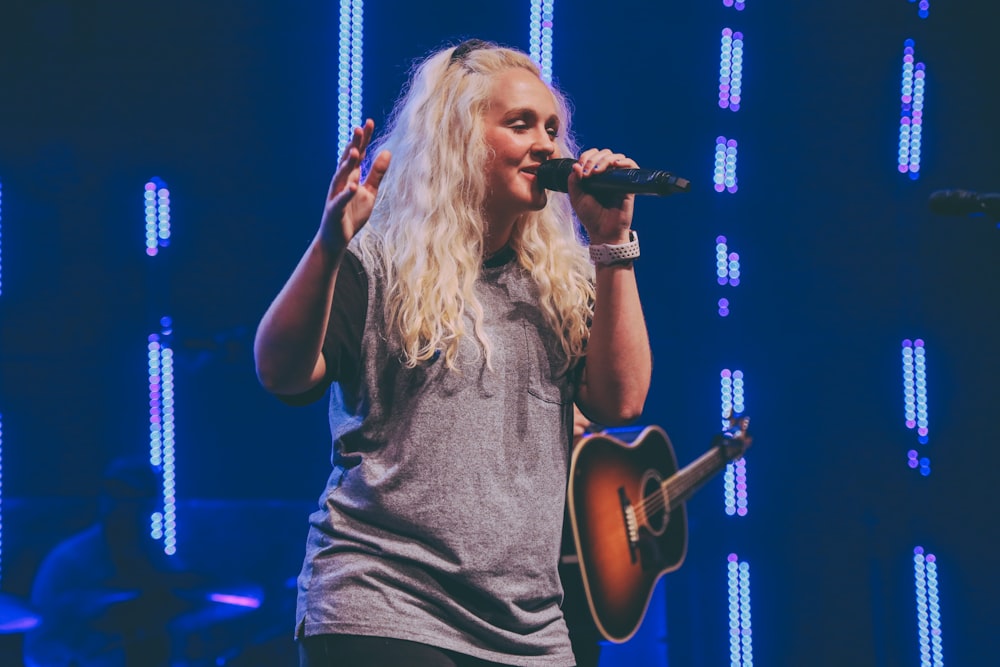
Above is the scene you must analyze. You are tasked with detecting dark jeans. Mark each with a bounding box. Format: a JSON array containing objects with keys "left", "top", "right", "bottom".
[
  {"left": 559, "top": 562, "right": 603, "bottom": 667},
  {"left": 298, "top": 634, "right": 518, "bottom": 667}
]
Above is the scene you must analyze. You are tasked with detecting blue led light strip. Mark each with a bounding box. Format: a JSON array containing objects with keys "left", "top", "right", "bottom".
[
  {"left": 148, "top": 318, "right": 177, "bottom": 555},
  {"left": 337, "top": 0, "right": 364, "bottom": 156},
  {"left": 907, "top": 0, "right": 930, "bottom": 19},
  {"left": 0, "top": 180, "right": 4, "bottom": 296},
  {"left": 727, "top": 554, "right": 754, "bottom": 666},
  {"left": 529, "top": 0, "right": 555, "bottom": 84},
  {"left": 0, "top": 413, "right": 4, "bottom": 583},
  {"left": 144, "top": 177, "right": 171, "bottom": 256},
  {"left": 913, "top": 547, "right": 944, "bottom": 666},
  {"left": 902, "top": 339, "right": 930, "bottom": 474},
  {"left": 721, "top": 370, "right": 748, "bottom": 516},
  {"left": 714, "top": 136, "right": 739, "bottom": 193},
  {"left": 719, "top": 29, "right": 744, "bottom": 112},
  {"left": 898, "top": 40, "right": 926, "bottom": 180},
  {"left": 716, "top": 236, "right": 741, "bottom": 286}
]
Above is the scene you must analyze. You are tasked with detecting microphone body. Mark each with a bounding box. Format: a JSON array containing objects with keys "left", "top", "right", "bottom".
[
  {"left": 928, "top": 189, "right": 1000, "bottom": 220},
  {"left": 536, "top": 158, "right": 691, "bottom": 197}
]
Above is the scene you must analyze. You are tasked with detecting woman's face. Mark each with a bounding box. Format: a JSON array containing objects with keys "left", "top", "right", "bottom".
[{"left": 481, "top": 68, "right": 561, "bottom": 229}]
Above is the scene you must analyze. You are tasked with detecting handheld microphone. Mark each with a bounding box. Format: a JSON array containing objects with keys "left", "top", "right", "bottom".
[
  {"left": 536, "top": 158, "right": 691, "bottom": 197},
  {"left": 928, "top": 189, "right": 1000, "bottom": 221}
]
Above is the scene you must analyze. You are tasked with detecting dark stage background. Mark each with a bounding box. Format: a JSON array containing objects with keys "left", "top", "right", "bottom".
[{"left": 2, "top": 1, "right": 999, "bottom": 665}]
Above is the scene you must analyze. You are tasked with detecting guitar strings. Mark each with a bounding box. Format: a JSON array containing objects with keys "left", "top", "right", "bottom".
[{"left": 633, "top": 449, "right": 729, "bottom": 520}]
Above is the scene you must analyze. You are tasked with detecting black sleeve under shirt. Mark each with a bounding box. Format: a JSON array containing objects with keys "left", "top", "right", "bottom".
[{"left": 276, "top": 251, "right": 368, "bottom": 406}]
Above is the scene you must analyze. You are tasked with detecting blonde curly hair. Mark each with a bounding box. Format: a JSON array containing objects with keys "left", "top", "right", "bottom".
[{"left": 356, "top": 41, "right": 594, "bottom": 372}]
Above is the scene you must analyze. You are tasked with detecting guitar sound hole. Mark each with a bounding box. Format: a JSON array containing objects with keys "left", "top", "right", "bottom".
[{"left": 639, "top": 470, "right": 669, "bottom": 536}]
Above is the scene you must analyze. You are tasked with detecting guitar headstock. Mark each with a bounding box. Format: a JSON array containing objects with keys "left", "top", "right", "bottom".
[{"left": 716, "top": 412, "right": 752, "bottom": 460}]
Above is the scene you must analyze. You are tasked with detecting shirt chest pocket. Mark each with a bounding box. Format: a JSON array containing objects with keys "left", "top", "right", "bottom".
[{"left": 519, "top": 321, "right": 574, "bottom": 406}]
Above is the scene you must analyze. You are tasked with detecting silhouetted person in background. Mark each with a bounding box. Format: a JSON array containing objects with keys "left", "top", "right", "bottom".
[{"left": 23, "top": 457, "right": 199, "bottom": 667}]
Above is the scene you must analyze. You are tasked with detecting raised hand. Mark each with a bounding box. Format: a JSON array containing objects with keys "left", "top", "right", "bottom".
[
  {"left": 318, "top": 118, "right": 391, "bottom": 254},
  {"left": 566, "top": 148, "right": 637, "bottom": 245}
]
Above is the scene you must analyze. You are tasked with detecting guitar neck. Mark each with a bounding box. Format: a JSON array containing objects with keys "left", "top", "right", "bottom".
[{"left": 663, "top": 442, "right": 740, "bottom": 509}]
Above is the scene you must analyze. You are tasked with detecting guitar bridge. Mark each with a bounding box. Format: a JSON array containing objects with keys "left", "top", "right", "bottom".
[{"left": 618, "top": 487, "right": 640, "bottom": 563}]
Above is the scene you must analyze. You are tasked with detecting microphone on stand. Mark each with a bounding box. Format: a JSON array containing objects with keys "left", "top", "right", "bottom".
[
  {"left": 536, "top": 158, "right": 691, "bottom": 197},
  {"left": 928, "top": 189, "right": 1000, "bottom": 222}
]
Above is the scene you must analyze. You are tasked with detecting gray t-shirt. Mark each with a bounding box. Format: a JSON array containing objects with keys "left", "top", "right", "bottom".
[{"left": 294, "top": 245, "right": 579, "bottom": 666}]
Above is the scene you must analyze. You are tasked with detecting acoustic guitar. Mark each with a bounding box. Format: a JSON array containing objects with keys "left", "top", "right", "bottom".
[{"left": 567, "top": 415, "right": 751, "bottom": 643}]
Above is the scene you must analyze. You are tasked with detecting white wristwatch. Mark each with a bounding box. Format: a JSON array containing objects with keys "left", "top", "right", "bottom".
[{"left": 589, "top": 230, "right": 640, "bottom": 265}]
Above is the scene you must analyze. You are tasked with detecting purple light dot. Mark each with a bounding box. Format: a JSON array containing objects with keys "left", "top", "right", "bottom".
[
  {"left": 730, "top": 103, "right": 740, "bottom": 112},
  {"left": 717, "top": 235, "right": 727, "bottom": 243},
  {"left": 914, "top": 546, "right": 924, "bottom": 555},
  {"left": 908, "top": 459, "right": 919, "bottom": 469},
  {"left": 729, "top": 278, "right": 740, "bottom": 286},
  {"left": 721, "top": 369, "right": 732, "bottom": 378},
  {"left": 736, "top": 507, "right": 748, "bottom": 516},
  {"left": 728, "top": 553, "right": 738, "bottom": 562},
  {"left": 906, "top": 419, "right": 916, "bottom": 428},
  {"left": 926, "top": 554, "right": 935, "bottom": 563}
]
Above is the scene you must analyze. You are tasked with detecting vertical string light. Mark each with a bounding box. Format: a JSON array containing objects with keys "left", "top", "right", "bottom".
[
  {"left": 907, "top": 0, "right": 930, "bottom": 19},
  {"left": 337, "top": 0, "right": 364, "bottom": 156},
  {"left": 913, "top": 547, "right": 944, "bottom": 667},
  {"left": 727, "top": 554, "right": 754, "bottom": 667},
  {"left": 716, "top": 3, "right": 752, "bottom": 650},
  {"left": 148, "top": 317, "right": 176, "bottom": 555},
  {"left": 716, "top": 236, "right": 741, "bottom": 317},
  {"left": 897, "top": 40, "right": 926, "bottom": 180},
  {"left": 721, "top": 370, "right": 748, "bottom": 516},
  {"left": 714, "top": 137, "right": 739, "bottom": 193},
  {"left": 529, "top": 0, "right": 555, "bottom": 84},
  {"left": 145, "top": 174, "right": 177, "bottom": 555},
  {"left": 0, "top": 413, "right": 4, "bottom": 584},
  {"left": 144, "top": 177, "right": 171, "bottom": 256},
  {"left": 719, "top": 29, "right": 744, "bottom": 111},
  {"left": 902, "top": 339, "right": 930, "bottom": 475},
  {"left": 0, "top": 180, "right": 4, "bottom": 296}
]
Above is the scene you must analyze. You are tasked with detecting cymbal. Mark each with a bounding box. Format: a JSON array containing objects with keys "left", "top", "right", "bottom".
[{"left": 0, "top": 592, "right": 40, "bottom": 633}]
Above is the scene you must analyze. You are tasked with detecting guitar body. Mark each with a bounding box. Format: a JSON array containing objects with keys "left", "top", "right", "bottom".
[{"left": 568, "top": 426, "right": 688, "bottom": 643}]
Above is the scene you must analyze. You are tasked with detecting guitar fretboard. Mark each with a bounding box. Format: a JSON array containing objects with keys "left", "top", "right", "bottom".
[{"left": 661, "top": 440, "right": 744, "bottom": 509}]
